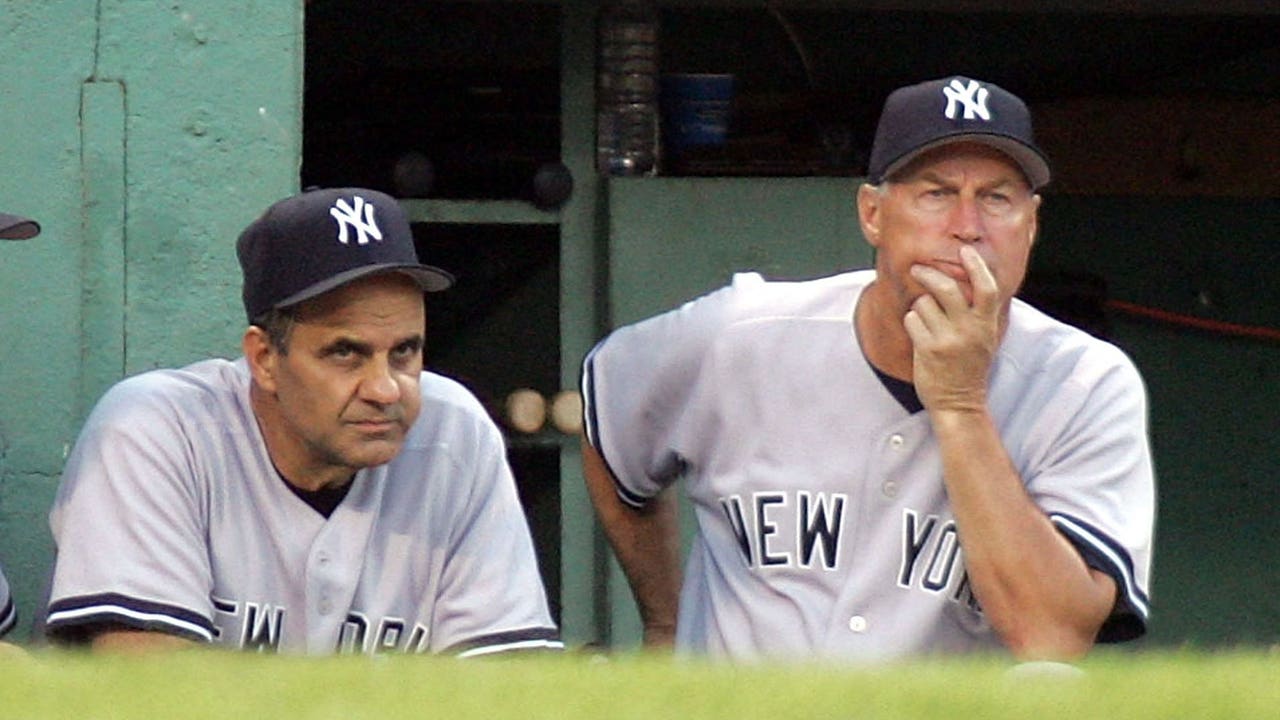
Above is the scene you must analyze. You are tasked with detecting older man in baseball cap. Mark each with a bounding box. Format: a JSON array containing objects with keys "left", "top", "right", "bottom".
[
  {"left": 45, "top": 188, "right": 560, "bottom": 655},
  {"left": 581, "top": 76, "right": 1153, "bottom": 664},
  {"left": 1, "top": 210, "right": 40, "bottom": 649}
]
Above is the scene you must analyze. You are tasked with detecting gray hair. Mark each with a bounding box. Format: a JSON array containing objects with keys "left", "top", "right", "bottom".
[{"left": 250, "top": 306, "right": 298, "bottom": 354}]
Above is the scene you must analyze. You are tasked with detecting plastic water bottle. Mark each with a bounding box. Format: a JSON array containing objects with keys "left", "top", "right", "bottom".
[{"left": 597, "top": 0, "right": 659, "bottom": 176}]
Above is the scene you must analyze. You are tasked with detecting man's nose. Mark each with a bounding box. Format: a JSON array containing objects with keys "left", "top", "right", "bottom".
[
  {"left": 948, "top": 195, "right": 984, "bottom": 243},
  {"left": 361, "top": 358, "right": 402, "bottom": 405}
]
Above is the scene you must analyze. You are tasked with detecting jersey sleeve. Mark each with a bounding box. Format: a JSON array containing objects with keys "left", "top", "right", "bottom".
[
  {"left": 430, "top": 407, "right": 561, "bottom": 656},
  {"left": 45, "top": 375, "right": 216, "bottom": 644},
  {"left": 0, "top": 563, "right": 15, "bottom": 640},
  {"left": 581, "top": 274, "right": 758, "bottom": 507},
  {"left": 1023, "top": 349, "right": 1155, "bottom": 642}
]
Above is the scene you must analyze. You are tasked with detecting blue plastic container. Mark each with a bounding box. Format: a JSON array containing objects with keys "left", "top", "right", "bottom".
[{"left": 661, "top": 73, "right": 735, "bottom": 150}]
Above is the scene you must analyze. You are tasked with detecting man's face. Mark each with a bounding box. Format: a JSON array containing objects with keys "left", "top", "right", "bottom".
[
  {"left": 858, "top": 142, "right": 1041, "bottom": 320},
  {"left": 252, "top": 273, "right": 425, "bottom": 485}
]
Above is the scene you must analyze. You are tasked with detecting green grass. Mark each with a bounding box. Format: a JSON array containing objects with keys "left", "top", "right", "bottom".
[{"left": 1, "top": 648, "right": 1276, "bottom": 719}]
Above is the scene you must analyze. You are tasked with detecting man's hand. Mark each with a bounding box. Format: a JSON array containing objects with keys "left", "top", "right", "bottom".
[{"left": 903, "top": 246, "right": 1001, "bottom": 414}]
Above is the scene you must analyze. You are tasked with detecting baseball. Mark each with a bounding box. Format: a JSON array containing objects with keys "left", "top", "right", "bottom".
[
  {"left": 549, "top": 390, "right": 584, "bottom": 435},
  {"left": 505, "top": 388, "right": 547, "bottom": 434},
  {"left": 392, "top": 151, "right": 435, "bottom": 198},
  {"left": 531, "top": 162, "right": 574, "bottom": 210}
]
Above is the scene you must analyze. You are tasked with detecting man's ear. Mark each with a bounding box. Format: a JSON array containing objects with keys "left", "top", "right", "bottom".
[
  {"left": 243, "top": 326, "right": 280, "bottom": 394},
  {"left": 1028, "top": 193, "right": 1042, "bottom": 248},
  {"left": 856, "top": 183, "right": 884, "bottom": 250}
]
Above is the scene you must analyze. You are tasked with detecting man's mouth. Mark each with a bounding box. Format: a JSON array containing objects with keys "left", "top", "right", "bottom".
[
  {"left": 349, "top": 417, "right": 400, "bottom": 431},
  {"left": 929, "top": 259, "right": 969, "bottom": 282}
]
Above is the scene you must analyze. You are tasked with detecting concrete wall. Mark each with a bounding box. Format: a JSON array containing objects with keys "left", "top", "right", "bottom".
[{"left": 0, "top": 0, "right": 301, "bottom": 639}]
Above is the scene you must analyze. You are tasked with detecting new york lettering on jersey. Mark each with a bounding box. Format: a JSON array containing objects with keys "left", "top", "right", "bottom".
[
  {"left": 213, "top": 596, "right": 432, "bottom": 654},
  {"left": 719, "top": 491, "right": 847, "bottom": 570},
  {"left": 715, "top": 491, "right": 979, "bottom": 610}
]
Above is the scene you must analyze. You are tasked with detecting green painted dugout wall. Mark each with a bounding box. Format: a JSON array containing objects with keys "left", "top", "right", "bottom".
[{"left": 0, "top": 0, "right": 302, "bottom": 636}]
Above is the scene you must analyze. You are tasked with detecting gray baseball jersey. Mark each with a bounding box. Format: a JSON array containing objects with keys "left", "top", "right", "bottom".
[
  {"left": 0, "top": 563, "right": 15, "bottom": 639},
  {"left": 583, "top": 269, "right": 1153, "bottom": 662},
  {"left": 46, "top": 358, "right": 560, "bottom": 656}
]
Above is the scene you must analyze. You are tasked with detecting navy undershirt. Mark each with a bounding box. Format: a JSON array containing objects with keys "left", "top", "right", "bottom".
[
  {"left": 870, "top": 364, "right": 925, "bottom": 414},
  {"left": 279, "top": 473, "right": 353, "bottom": 518}
]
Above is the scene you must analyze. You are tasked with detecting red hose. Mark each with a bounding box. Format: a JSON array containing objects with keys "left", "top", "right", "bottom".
[{"left": 1105, "top": 299, "right": 1280, "bottom": 343}]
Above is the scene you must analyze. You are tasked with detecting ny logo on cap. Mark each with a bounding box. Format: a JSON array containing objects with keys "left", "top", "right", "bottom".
[
  {"left": 329, "top": 196, "right": 383, "bottom": 246},
  {"left": 942, "top": 78, "right": 991, "bottom": 121}
]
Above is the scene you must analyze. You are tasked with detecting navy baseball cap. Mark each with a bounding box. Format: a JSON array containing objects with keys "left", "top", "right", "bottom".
[
  {"left": 867, "top": 76, "right": 1050, "bottom": 190},
  {"left": 0, "top": 212, "right": 40, "bottom": 240},
  {"left": 237, "top": 187, "right": 454, "bottom": 322}
]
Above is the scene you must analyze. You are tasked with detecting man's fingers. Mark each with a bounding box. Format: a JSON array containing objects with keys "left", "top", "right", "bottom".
[
  {"left": 911, "top": 263, "right": 968, "bottom": 313},
  {"left": 903, "top": 308, "right": 929, "bottom": 345},
  {"left": 908, "top": 291, "right": 944, "bottom": 333},
  {"left": 959, "top": 246, "right": 999, "bottom": 318}
]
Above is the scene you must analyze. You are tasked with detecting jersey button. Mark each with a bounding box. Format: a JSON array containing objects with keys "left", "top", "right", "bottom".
[
  {"left": 882, "top": 480, "right": 898, "bottom": 498},
  {"left": 848, "top": 615, "right": 868, "bottom": 633},
  {"left": 889, "top": 434, "right": 905, "bottom": 449}
]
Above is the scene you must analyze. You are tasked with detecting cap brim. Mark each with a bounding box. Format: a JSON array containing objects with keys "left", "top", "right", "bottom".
[
  {"left": 272, "top": 262, "right": 455, "bottom": 311},
  {"left": 880, "top": 133, "right": 1051, "bottom": 190},
  {"left": 0, "top": 213, "right": 41, "bottom": 240}
]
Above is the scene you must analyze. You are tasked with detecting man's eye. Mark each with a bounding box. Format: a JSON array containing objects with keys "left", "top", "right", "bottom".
[
  {"left": 390, "top": 342, "right": 422, "bottom": 363},
  {"left": 326, "top": 345, "right": 358, "bottom": 360},
  {"left": 982, "top": 192, "right": 1015, "bottom": 214},
  {"left": 917, "top": 188, "right": 952, "bottom": 209}
]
